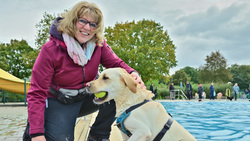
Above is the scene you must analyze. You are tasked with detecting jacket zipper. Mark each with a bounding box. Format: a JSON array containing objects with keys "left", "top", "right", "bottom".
[{"left": 82, "top": 66, "right": 85, "bottom": 88}]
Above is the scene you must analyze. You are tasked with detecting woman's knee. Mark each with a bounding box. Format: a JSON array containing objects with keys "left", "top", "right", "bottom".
[{"left": 78, "top": 95, "right": 99, "bottom": 117}]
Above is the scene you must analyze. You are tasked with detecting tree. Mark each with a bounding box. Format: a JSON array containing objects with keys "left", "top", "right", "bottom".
[
  {"left": 35, "top": 12, "right": 57, "bottom": 49},
  {"left": 171, "top": 69, "right": 189, "bottom": 86},
  {"left": 104, "top": 19, "right": 177, "bottom": 82},
  {"left": 199, "top": 51, "right": 232, "bottom": 83},
  {"left": 0, "top": 39, "right": 37, "bottom": 79},
  {"left": 229, "top": 64, "right": 250, "bottom": 89},
  {"left": 181, "top": 66, "right": 199, "bottom": 83},
  {"left": 0, "top": 43, "right": 10, "bottom": 70}
]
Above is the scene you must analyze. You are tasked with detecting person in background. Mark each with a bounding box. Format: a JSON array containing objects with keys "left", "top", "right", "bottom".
[
  {"left": 233, "top": 83, "right": 240, "bottom": 101},
  {"left": 209, "top": 83, "right": 215, "bottom": 100},
  {"left": 169, "top": 82, "right": 175, "bottom": 100},
  {"left": 185, "top": 81, "right": 193, "bottom": 100},
  {"left": 244, "top": 89, "right": 248, "bottom": 99},
  {"left": 154, "top": 86, "right": 158, "bottom": 99},
  {"left": 23, "top": 1, "right": 144, "bottom": 141},
  {"left": 150, "top": 83, "right": 154, "bottom": 93},
  {"left": 248, "top": 84, "right": 250, "bottom": 99},
  {"left": 197, "top": 84, "right": 204, "bottom": 101},
  {"left": 244, "top": 89, "right": 248, "bottom": 95}
]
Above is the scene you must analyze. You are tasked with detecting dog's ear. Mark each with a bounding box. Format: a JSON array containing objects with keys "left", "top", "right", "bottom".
[{"left": 120, "top": 70, "right": 137, "bottom": 93}]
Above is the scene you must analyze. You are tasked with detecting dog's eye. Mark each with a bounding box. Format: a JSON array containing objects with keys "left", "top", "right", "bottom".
[{"left": 103, "top": 75, "right": 109, "bottom": 80}]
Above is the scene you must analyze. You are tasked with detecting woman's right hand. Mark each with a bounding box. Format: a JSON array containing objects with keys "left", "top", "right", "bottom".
[{"left": 32, "top": 135, "right": 46, "bottom": 141}]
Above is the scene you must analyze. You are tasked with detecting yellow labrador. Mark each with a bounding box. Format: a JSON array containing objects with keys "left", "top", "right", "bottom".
[
  {"left": 195, "top": 93, "right": 199, "bottom": 99},
  {"left": 217, "top": 92, "right": 223, "bottom": 99},
  {"left": 87, "top": 68, "right": 196, "bottom": 141}
]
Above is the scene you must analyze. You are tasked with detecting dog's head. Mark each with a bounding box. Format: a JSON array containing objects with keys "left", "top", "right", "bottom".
[{"left": 87, "top": 68, "right": 142, "bottom": 104}]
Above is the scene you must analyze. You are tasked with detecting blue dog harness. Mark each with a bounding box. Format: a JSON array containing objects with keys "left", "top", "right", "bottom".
[
  {"left": 116, "top": 110, "right": 132, "bottom": 136},
  {"left": 116, "top": 100, "right": 150, "bottom": 137},
  {"left": 116, "top": 100, "right": 173, "bottom": 140}
]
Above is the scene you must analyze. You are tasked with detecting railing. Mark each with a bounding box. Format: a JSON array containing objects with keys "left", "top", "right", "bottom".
[
  {"left": 171, "top": 89, "right": 187, "bottom": 100},
  {"left": 0, "top": 78, "right": 28, "bottom": 106}
]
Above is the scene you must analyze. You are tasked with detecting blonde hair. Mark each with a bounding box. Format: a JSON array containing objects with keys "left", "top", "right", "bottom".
[{"left": 58, "top": 1, "right": 104, "bottom": 46}]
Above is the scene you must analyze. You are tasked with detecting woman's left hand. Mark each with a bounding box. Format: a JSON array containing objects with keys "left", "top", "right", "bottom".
[{"left": 131, "top": 72, "right": 146, "bottom": 89}]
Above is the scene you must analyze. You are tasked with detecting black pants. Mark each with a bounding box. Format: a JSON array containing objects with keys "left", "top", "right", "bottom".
[
  {"left": 198, "top": 92, "right": 202, "bottom": 100},
  {"left": 23, "top": 95, "right": 116, "bottom": 141},
  {"left": 186, "top": 91, "right": 192, "bottom": 100},
  {"left": 210, "top": 92, "right": 214, "bottom": 100},
  {"left": 234, "top": 92, "right": 237, "bottom": 100}
]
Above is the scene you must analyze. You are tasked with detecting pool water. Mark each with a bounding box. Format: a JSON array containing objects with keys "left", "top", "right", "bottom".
[{"left": 160, "top": 101, "right": 250, "bottom": 141}]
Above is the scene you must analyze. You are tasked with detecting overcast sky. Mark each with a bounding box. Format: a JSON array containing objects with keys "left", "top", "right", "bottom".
[{"left": 1, "top": 0, "right": 249, "bottom": 74}]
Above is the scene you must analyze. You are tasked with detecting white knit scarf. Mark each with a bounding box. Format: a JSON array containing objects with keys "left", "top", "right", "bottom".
[{"left": 62, "top": 33, "right": 96, "bottom": 66}]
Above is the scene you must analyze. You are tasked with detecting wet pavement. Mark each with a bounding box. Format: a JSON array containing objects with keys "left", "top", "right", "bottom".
[{"left": 0, "top": 104, "right": 27, "bottom": 141}]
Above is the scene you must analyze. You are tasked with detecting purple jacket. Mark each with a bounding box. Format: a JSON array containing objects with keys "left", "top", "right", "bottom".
[{"left": 27, "top": 18, "right": 135, "bottom": 135}]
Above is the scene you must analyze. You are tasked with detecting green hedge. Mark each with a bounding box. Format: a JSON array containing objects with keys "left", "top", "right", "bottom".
[{"left": 1, "top": 91, "right": 25, "bottom": 102}]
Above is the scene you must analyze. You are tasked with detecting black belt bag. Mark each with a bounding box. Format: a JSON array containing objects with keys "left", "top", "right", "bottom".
[{"left": 49, "top": 86, "right": 89, "bottom": 104}]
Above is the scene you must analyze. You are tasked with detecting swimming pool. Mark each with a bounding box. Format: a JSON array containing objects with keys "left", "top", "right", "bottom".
[{"left": 160, "top": 101, "right": 250, "bottom": 141}]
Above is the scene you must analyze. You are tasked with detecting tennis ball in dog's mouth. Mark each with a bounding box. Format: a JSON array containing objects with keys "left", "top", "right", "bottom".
[{"left": 94, "top": 92, "right": 106, "bottom": 98}]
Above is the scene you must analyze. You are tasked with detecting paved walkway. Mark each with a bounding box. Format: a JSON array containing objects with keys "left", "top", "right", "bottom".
[
  {"left": 0, "top": 104, "right": 27, "bottom": 141},
  {"left": 74, "top": 112, "right": 122, "bottom": 141},
  {"left": 0, "top": 103, "right": 122, "bottom": 141}
]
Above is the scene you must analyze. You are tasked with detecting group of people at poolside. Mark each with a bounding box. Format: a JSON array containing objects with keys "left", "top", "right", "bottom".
[{"left": 168, "top": 81, "right": 244, "bottom": 102}]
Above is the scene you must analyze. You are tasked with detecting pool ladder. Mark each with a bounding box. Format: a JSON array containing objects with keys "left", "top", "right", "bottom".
[{"left": 172, "top": 89, "right": 188, "bottom": 100}]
